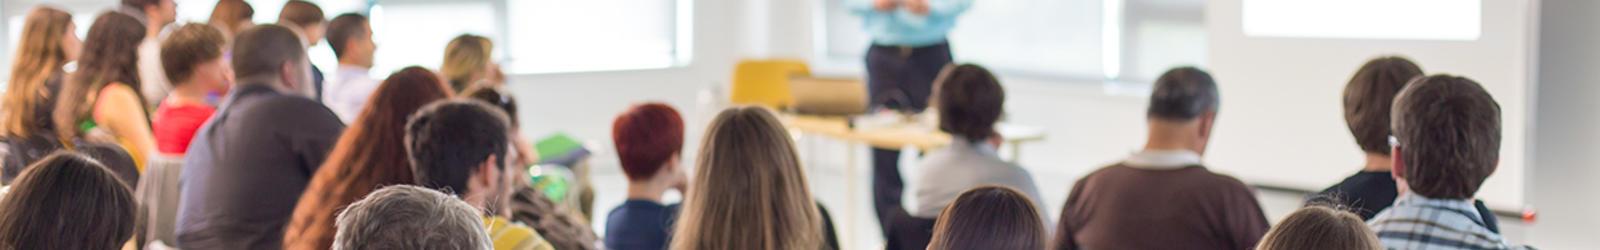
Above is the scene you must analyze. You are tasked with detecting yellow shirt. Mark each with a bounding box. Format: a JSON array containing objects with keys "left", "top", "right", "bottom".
[{"left": 484, "top": 216, "right": 555, "bottom": 250}]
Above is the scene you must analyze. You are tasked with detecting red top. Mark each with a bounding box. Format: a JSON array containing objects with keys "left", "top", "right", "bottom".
[{"left": 153, "top": 103, "right": 216, "bottom": 155}]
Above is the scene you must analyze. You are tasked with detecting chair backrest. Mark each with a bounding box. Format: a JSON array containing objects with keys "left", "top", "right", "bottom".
[
  {"left": 730, "top": 59, "right": 811, "bottom": 108},
  {"left": 73, "top": 142, "right": 141, "bottom": 190},
  {"left": 136, "top": 156, "right": 184, "bottom": 246}
]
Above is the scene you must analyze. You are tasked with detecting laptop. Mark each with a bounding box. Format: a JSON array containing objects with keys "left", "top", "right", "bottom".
[{"left": 788, "top": 76, "right": 869, "bottom": 117}]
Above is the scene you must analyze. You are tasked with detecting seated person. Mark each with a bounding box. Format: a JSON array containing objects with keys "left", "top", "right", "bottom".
[
  {"left": 0, "top": 152, "right": 136, "bottom": 249},
  {"left": 926, "top": 186, "right": 1048, "bottom": 250},
  {"left": 1315, "top": 56, "right": 1422, "bottom": 219},
  {"left": 154, "top": 23, "right": 231, "bottom": 156},
  {"left": 1257, "top": 205, "right": 1381, "bottom": 250},
  {"left": 1368, "top": 75, "right": 1525, "bottom": 249},
  {"left": 463, "top": 85, "right": 600, "bottom": 250},
  {"left": 604, "top": 103, "right": 688, "bottom": 250},
  {"left": 320, "top": 13, "right": 379, "bottom": 124},
  {"left": 1054, "top": 67, "right": 1269, "bottom": 250},
  {"left": 333, "top": 185, "right": 491, "bottom": 250},
  {"left": 406, "top": 100, "right": 554, "bottom": 250}
]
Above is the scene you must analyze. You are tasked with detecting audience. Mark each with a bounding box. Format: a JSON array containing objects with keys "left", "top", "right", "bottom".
[
  {"left": 1257, "top": 205, "right": 1381, "bottom": 250},
  {"left": 333, "top": 185, "right": 492, "bottom": 250},
  {"left": 1314, "top": 56, "right": 1423, "bottom": 219},
  {"left": 441, "top": 34, "right": 502, "bottom": 92},
  {"left": 1368, "top": 75, "right": 1523, "bottom": 249},
  {"left": 284, "top": 67, "right": 452, "bottom": 250},
  {"left": 321, "top": 13, "right": 380, "bottom": 124},
  {"left": 926, "top": 186, "right": 1048, "bottom": 250},
  {"left": 208, "top": 0, "right": 255, "bottom": 42},
  {"left": 154, "top": 23, "right": 231, "bottom": 157},
  {"left": 0, "top": 6, "right": 78, "bottom": 183},
  {"left": 277, "top": 0, "right": 327, "bottom": 99},
  {"left": 123, "top": 0, "right": 177, "bottom": 106},
  {"left": 669, "top": 106, "right": 840, "bottom": 250},
  {"left": 0, "top": 152, "right": 135, "bottom": 250},
  {"left": 462, "top": 86, "right": 601, "bottom": 250},
  {"left": 52, "top": 12, "right": 157, "bottom": 172},
  {"left": 1054, "top": 67, "right": 1269, "bottom": 250},
  {"left": 405, "top": 99, "right": 555, "bottom": 250},
  {"left": 175, "top": 24, "right": 345, "bottom": 250},
  {"left": 605, "top": 102, "right": 688, "bottom": 250}
]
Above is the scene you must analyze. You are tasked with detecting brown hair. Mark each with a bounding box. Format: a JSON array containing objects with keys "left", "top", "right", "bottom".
[
  {"left": 670, "top": 106, "right": 824, "bottom": 250},
  {"left": 933, "top": 64, "right": 1005, "bottom": 143},
  {"left": 1256, "top": 206, "right": 1381, "bottom": 250},
  {"left": 2, "top": 7, "right": 73, "bottom": 137},
  {"left": 231, "top": 24, "right": 306, "bottom": 80},
  {"left": 927, "top": 186, "right": 1047, "bottom": 250},
  {"left": 207, "top": 0, "right": 254, "bottom": 39},
  {"left": 53, "top": 12, "right": 146, "bottom": 142},
  {"left": 1344, "top": 56, "right": 1423, "bottom": 155},
  {"left": 441, "top": 34, "right": 494, "bottom": 92},
  {"left": 161, "top": 23, "right": 226, "bottom": 85},
  {"left": 324, "top": 13, "right": 369, "bottom": 59},
  {"left": 284, "top": 67, "right": 453, "bottom": 250},
  {"left": 1392, "top": 75, "right": 1501, "bottom": 199},
  {"left": 277, "top": 0, "right": 325, "bottom": 29},
  {"left": 460, "top": 85, "right": 518, "bottom": 127},
  {"left": 0, "top": 152, "right": 135, "bottom": 250},
  {"left": 122, "top": 0, "right": 159, "bottom": 9}
]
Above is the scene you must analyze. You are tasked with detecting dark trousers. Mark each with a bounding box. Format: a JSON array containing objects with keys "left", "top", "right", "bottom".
[{"left": 865, "top": 42, "right": 951, "bottom": 250}]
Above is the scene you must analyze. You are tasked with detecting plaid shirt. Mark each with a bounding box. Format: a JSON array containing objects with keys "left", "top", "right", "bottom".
[{"left": 1369, "top": 192, "right": 1524, "bottom": 250}]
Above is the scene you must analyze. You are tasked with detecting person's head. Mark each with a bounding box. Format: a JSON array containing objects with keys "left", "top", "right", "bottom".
[
  {"left": 1256, "top": 206, "right": 1381, "bottom": 250},
  {"left": 405, "top": 100, "right": 513, "bottom": 211},
  {"left": 613, "top": 103, "right": 686, "bottom": 185},
  {"left": 207, "top": 0, "right": 255, "bottom": 40},
  {"left": 3, "top": 6, "right": 77, "bottom": 137},
  {"left": 53, "top": 12, "right": 146, "bottom": 142},
  {"left": 0, "top": 152, "right": 135, "bottom": 250},
  {"left": 932, "top": 64, "right": 1005, "bottom": 143},
  {"left": 231, "top": 24, "right": 314, "bottom": 97},
  {"left": 277, "top": 0, "right": 326, "bottom": 46},
  {"left": 162, "top": 23, "right": 231, "bottom": 95},
  {"left": 460, "top": 85, "right": 518, "bottom": 127},
  {"left": 928, "top": 186, "right": 1047, "bottom": 250},
  {"left": 1391, "top": 75, "right": 1501, "bottom": 199},
  {"left": 326, "top": 13, "right": 374, "bottom": 68},
  {"left": 670, "top": 106, "right": 824, "bottom": 250},
  {"left": 1344, "top": 56, "right": 1424, "bottom": 156},
  {"left": 441, "top": 34, "right": 495, "bottom": 92},
  {"left": 333, "top": 185, "right": 491, "bottom": 250},
  {"left": 123, "top": 0, "right": 176, "bottom": 26},
  {"left": 1145, "top": 67, "right": 1221, "bottom": 154},
  {"left": 286, "top": 67, "right": 452, "bottom": 249}
]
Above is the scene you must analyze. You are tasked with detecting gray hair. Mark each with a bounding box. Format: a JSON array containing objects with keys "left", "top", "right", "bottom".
[
  {"left": 333, "top": 185, "right": 491, "bottom": 250},
  {"left": 1147, "top": 67, "right": 1220, "bottom": 120}
]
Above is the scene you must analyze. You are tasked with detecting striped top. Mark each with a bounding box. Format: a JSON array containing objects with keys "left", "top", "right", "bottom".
[
  {"left": 1368, "top": 192, "right": 1526, "bottom": 250},
  {"left": 484, "top": 216, "right": 555, "bottom": 250}
]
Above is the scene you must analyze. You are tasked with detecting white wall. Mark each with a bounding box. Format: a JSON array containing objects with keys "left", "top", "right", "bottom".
[
  {"left": 1529, "top": 0, "right": 1600, "bottom": 248},
  {"left": 1204, "top": 0, "right": 1534, "bottom": 210}
]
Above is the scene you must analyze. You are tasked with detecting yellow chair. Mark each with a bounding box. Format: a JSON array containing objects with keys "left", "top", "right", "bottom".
[{"left": 730, "top": 59, "right": 811, "bottom": 109}]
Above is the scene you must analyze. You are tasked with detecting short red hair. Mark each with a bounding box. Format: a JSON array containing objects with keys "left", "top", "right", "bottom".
[{"left": 613, "top": 103, "right": 684, "bottom": 181}]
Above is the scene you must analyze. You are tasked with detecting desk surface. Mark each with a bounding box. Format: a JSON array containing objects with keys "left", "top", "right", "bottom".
[{"left": 783, "top": 114, "right": 1046, "bottom": 150}]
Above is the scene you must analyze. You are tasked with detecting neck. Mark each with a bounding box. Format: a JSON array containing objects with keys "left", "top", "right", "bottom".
[
  {"left": 1362, "top": 153, "right": 1394, "bottom": 172},
  {"left": 463, "top": 192, "right": 489, "bottom": 214},
  {"left": 1144, "top": 125, "right": 1199, "bottom": 153},
  {"left": 146, "top": 17, "right": 163, "bottom": 38},
  {"left": 625, "top": 179, "right": 670, "bottom": 202},
  {"left": 339, "top": 58, "right": 369, "bottom": 69},
  {"left": 235, "top": 75, "right": 288, "bottom": 93},
  {"left": 167, "top": 83, "right": 210, "bottom": 105}
]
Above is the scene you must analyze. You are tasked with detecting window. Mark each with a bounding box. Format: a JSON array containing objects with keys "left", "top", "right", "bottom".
[
  {"left": 1242, "top": 0, "right": 1481, "bottom": 41},
  {"left": 370, "top": 0, "right": 500, "bottom": 76}
]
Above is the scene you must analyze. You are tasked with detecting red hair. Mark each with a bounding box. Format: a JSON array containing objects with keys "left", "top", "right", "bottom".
[{"left": 612, "top": 103, "right": 684, "bottom": 181}]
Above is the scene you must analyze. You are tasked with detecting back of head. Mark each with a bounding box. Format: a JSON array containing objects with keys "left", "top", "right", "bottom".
[
  {"left": 405, "top": 100, "right": 511, "bottom": 196},
  {"left": 161, "top": 23, "right": 226, "bottom": 85},
  {"left": 612, "top": 103, "right": 684, "bottom": 181},
  {"left": 671, "top": 106, "right": 823, "bottom": 250},
  {"left": 460, "top": 85, "right": 519, "bottom": 127},
  {"left": 933, "top": 64, "right": 1005, "bottom": 143},
  {"left": 278, "top": 0, "right": 325, "bottom": 29},
  {"left": 53, "top": 11, "right": 146, "bottom": 142},
  {"left": 1392, "top": 75, "right": 1501, "bottom": 199},
  {"left": 232, "top": 24, "right": 307, "bottom": 80},
  {"left": 3, "top": 6, "right": 73, "bottom": 137},
  {"left": 441, "top": 35, "right": 493, "bottom": 92},
  {"left": 1256, "top": 206, "right": 1381, "bottom": 250},
  {"left": 1344, "top": 56, "right": 1424, "bottom": 155},
  {"left": 122, "top": 0, "right": 158, "bottom": 10},
  {"left": 334, "top": 185, "right": 491, "bottom": 250},
  {"left": 928, "top": 186, "right": 1046, "bottom": 250},
  {"left": 325, "top": 13, "right": 368, "bottom": 59},
  {"left": 0, "top": 152, "right": 135, "bottom": 250},
  {"left": 208, "top": 0, "right": 255, "bottom": 37},
  {"left": 1147, "top": 67, "right": 1219, "bottom": 121}
]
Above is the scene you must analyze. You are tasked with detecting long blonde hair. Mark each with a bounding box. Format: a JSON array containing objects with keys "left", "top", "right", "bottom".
[
  {"left": 440, "top": 34, "right": 493, "bottom": 92},
  {"left": 2, "top": 7, "right": 73, "bottom": 137},
  {"left": 670, "top": 106, "right": 824, "bottom": 250}
]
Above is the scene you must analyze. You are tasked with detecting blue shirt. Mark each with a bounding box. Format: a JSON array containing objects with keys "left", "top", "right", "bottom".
[
  {"left": 604, "top": 200, "right": 682, "bottom": 250},
  {"left": 1369, "top": 192, "right": 1526, "bottom": 250},
  {"left": 849, "top": 0, "right": 974, "bottom": 47}
]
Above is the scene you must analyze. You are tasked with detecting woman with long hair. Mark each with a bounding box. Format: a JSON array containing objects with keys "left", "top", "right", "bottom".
[
  {"left": 670, "top": 106, "right": 833, "bottom": 250},
  {"left": 283, "top": 66, "right": 452, "bottom": 250},
  {"left": 52, "top": 12, "right": 156, "bottom": 171},
  {"left": 2, "top": 7, "right": 79, "bottom": 138},
  {"left": 441, "top": 34, "right": 501, "bottom": 92},
  {"left": 926, "top": 186, "right": 1048, "bottom": 250},
  {"left": 0, "top": 152, "right": 136, "bottom": 250}
]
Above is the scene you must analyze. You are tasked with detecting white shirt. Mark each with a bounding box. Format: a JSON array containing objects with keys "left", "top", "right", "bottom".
[
  {"left": 1123, "top": 149, "right": 1204, "bottom": 170},
  {"left": 322, "top": 65, "right": 382, "bottom": 124},
  {"left": 910, "top": 139, "right": 1046, "bottom": 219},
  {"left": 138, "top": 37, "right": 171, "bottom": 107}
]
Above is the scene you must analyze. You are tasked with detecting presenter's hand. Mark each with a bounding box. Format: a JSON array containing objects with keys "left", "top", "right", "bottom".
[
  {"left": 906, "top": 0, "right": 930, "bottom": 15},
  {"left": 873, "top": 0, "right": 898, "bottom": 11}
]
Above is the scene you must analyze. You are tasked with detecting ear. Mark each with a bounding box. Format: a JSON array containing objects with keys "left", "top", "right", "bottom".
[
  {"left": 1196, "top": 112, "right": 1217, "bottom": 139},
  {"left": 477, "top": 154, "right": 502, "bottom": 186},
  {"left": 279, "top": 62, "right": 300, "bottom": 90},
  {"left": 1391, "top": 146, "right": 1407, "bottom": 180}
]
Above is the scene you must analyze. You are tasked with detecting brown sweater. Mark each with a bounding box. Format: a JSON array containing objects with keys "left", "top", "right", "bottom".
[{"left": 1055, "top": 163, "right": 1269, "bottom": 250}]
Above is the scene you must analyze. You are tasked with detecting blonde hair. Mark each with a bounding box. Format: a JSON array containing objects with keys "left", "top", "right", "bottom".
[
  {"left": 670, "top": 106, "right": 825, "bottom": 250},
  {"left": 2, "top": 7, "right": 73, "bottom": 137},
  {"left": 440, "top": 34, "right": 493, "bottom": 92},
  {"left": 1257, "top": 206, "right": 1382, "bottom": 250}
]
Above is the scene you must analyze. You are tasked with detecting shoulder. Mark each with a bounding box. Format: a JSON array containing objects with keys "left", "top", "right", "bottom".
[
  {"left": 489, "top": 219, "right": 554, "bottom": 250},
  {"left": 238, "top": 94, "right": 341, "bottom": 124},
  {"left": 1194, "top": 169, "right": 1254, "bottom": 192}
]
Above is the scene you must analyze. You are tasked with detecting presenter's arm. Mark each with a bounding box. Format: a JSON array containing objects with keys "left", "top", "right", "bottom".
[
  {"left": 849, "top": 0, "right": 897, "bottom": 15},
  {"left": 925, "top": 0, "right": 974, "bottom": 18}
]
